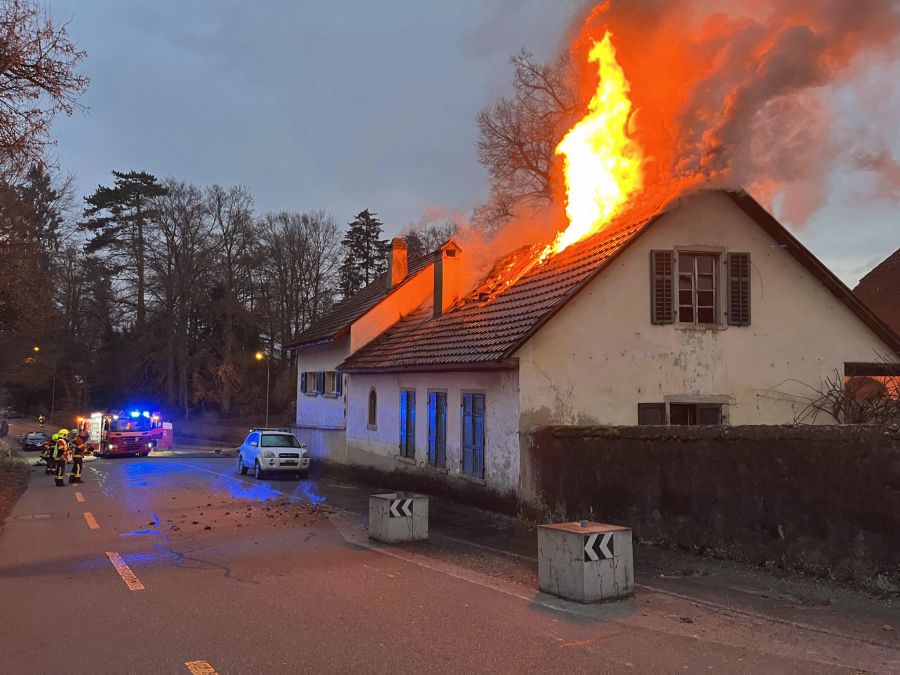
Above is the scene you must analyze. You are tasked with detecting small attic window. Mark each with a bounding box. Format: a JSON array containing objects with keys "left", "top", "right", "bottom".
[{"left": 446, "top": 249, "right": 456, "bottom": 257}]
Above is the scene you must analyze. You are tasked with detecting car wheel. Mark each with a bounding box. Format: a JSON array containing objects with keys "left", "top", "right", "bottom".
[
  {"left": 238, "top": 455, "right": 248, "bottom": 475},
  {"left": 254, "top": 460, "right": 264, "bottom": 480}
]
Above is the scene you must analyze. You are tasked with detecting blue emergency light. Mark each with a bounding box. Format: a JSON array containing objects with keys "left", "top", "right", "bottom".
[
  {"left": 129, "top": 410, "right": 141, "bottom": 418},
  {"left": 142, "top": 411, "right": 150, "bottom": 418}
]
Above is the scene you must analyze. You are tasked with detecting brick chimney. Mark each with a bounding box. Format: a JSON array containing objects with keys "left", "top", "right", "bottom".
[
  {"left": 387, "top": 237, "right": 408, "bottom": 289},
  {"left": 433, "top": 240, "right": 462, "bottom": 318}
]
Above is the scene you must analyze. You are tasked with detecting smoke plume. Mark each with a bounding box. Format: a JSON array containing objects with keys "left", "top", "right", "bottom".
[{"left": 573, "top": 0, "right": 900, "bottom": 225}]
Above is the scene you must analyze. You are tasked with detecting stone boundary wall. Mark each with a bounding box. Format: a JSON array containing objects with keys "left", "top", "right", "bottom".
[{"left": 522, "top": 425, "right": 900, "bottom": 588}]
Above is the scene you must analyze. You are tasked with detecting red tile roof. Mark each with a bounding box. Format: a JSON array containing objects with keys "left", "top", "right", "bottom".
[
  {"left": 339, "top": 215, "right": 652, "bottom": 371},
  {"left": 286, "top": 253, "right": 433, "bottom": 349},
  {"left": 854, "top": 247, "right": 900, "bottom": 337}
]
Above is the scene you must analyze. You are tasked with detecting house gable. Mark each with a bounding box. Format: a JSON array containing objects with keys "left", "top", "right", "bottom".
[{"left": 513, "top": 191, "right": 898, "bottom": 426}]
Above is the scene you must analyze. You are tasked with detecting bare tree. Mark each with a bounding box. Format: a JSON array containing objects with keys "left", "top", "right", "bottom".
[
  {"left": 789, "top": 362, "right": 899, "bottom": 425},
  {"left": 0, "top": 0, "right": 89, "bottom": 180},
  {"left": 147, "top": 179, "right": 214, "bottom": 414},
  {"left": 206, "top": 184, "right": 254, "bottom": 413},
  {"left": 475, "top": 50, "right": 577, "bottom": 230}
]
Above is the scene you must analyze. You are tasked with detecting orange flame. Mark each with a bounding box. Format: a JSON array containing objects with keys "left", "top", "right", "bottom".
[{"left": 551, "top": 32, "right": 644, "bottom": 254}]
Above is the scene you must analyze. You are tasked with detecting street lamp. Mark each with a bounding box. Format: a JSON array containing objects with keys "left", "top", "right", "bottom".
[
  {"left": 32, "top": 346, "right": 57, "bottom": 424},
  {"left": 256, "top": 351, "right": 270, "bottom": 427}
]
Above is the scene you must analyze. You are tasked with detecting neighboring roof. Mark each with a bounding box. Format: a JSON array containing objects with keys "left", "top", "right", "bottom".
[
  {"left": 340, "top": 190, "right": 899, "bottom": 372},
  {"left": 853, "top": 247, "right": 900, "bottom": 337},
  {"left": 286, "top": 253, "right": 432, "bottom": 349}
]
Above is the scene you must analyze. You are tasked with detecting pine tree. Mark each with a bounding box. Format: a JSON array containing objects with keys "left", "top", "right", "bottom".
[
  {"left": 81, "top": 171, "right": 167, "bottom": 327},
  {"left": 338, "top": 209, "right": 389, "bottom": 297}
]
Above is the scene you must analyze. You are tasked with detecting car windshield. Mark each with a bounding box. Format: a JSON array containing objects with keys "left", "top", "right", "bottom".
[
  {"left": 26, "top": 433, "right": 46, "bottom": 441},
  {"left": 109, "top": 418, "right": 151, "bottom": 432},
  {"left": 260, "top": 434, "right": 301, "bottom": 448}
]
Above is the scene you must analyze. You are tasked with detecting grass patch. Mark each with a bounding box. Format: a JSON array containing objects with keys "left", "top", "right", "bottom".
[{"left": 0, "top": 459, "right": 30, "bottom": 528}]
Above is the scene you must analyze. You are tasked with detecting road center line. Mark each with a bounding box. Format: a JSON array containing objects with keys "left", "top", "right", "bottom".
[
  {"left": 105, "top": 551, "right": 145, "bottom": 591},
  {"left": 75, "top": 491, "right": 85, "bottom": 503},
  {"left": 83, "top": 512, "right": 100, "bottom": 529},
  {"left": 185, "top": 661, "right": 218, "bottom": 674}
]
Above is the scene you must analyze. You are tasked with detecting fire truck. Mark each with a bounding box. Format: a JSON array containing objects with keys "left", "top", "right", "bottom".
[{"left": 76, "top": 409, "right": 173, "bottom": 457}]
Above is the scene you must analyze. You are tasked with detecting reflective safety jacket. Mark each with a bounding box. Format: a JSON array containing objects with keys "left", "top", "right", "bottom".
[
  {"left": 72, "top": 436, "right": 86, "bottom": 456},
  {"left": 53, "top": 438, "right": 69, "bottom": 459}
]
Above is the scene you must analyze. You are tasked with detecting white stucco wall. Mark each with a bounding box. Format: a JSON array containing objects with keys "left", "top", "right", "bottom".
[
  {"left": 345, "top": 370, "right": 520, "bottom": 494},
  {"left": 295, "top": 338, "right": 350, "bottom": 430},
  {"left": 515, "top": 191, "right": 897, "bottom": 427}
]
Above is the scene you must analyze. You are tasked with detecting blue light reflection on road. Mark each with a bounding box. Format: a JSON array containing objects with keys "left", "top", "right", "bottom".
[{"left": 213, "top": 476, "right": 282, "bottom": 502}]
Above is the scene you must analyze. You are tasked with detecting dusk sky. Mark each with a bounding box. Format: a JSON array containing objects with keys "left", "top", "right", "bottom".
[{"left": 50, "top": 1, "right": 898, "bottom": 287}]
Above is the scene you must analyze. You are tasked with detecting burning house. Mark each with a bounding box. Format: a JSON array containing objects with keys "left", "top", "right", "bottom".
[
  {"left": 287, "top": 4, "right": 900, "bottom": 499},
  {"left": 289, "top": 188, "right": 898, "bottom": 497}
]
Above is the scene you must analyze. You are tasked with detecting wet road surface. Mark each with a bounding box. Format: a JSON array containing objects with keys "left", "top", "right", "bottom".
[{"left": 0, "top": 446, "right": 898, "bottom": 673}]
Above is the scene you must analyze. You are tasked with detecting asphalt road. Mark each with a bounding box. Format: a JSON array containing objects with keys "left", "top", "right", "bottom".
[{"left": 1, "top": 423, "right": 898, "bottom": 673}]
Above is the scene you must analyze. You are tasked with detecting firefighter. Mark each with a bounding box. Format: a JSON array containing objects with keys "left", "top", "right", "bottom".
[
  {"left": 52, "top": 430, "right": 70, "bottom": 487},
  {"left": 42, "top": 434, "right": 57, "bottom": 474},
  {"left": 38, "top": 415, "right": 46, "bottom": 427},
  {"left": 68, "top": 433, "right": 86, "bottom": 484}
]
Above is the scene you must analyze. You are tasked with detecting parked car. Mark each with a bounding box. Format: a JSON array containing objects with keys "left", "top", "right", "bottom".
[
  {"left": 21, "top": 432, "right": 49, "bottom": 451},
  {"left": 237, "top": 429, "right": 310, "bottom": 479},
  {"left": 2, "top": 408, "right": 22, "bottom": 418}
]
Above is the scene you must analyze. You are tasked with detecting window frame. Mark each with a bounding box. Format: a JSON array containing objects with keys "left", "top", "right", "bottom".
[
  {"left": 677, "top": 251, "right": 719, "bottom": 325},
  {"left": 302, "top": 371, "right": 318, "bottom": 396}
]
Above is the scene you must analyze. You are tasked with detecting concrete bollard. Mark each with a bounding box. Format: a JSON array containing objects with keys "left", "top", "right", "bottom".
[
  {"left": 368, "top": 492, "right": 429, "bottom": 544},
  {"left": 537, "top": 521, "right": 633, "bottom": 603}
]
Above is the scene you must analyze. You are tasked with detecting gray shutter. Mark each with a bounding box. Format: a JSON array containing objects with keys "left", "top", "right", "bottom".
[
  {"left": 638, "top": 403, "right": 667, "bottom": 425},
  {"left": 300, "top": 372, "right": 307, "bottom": 393},
  {"left": 697, "top": 404, "right": 723, "bottom": 425},
  {"left": 335, "top": 372, "right": 342, "bottom": 396},
  {"left": 727, "top": 252, "right": 751, "bottom": 326},
  {"left": 315, "top": 372, "right": 324, "bottom": 394},
  {"left": 650, "top": 250, "right": 674, "bottom": 324}
]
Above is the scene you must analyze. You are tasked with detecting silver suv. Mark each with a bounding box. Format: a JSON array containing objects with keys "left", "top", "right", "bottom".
[{"left": 238, "top": 429, "right": 310, "bottom": 479}]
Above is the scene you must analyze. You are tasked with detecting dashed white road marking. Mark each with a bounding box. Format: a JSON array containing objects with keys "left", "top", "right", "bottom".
[
  {"left": 83, "top": 512, "right": 100, "bottom": 529},
  {"left": 185, "top": 661, "right": 217, "bottom": 674},
  {"left": 105, "top": 551, "right": 145, "bottom": 591},
  {"left": 74, "top": 491, "right": 85, "bottom": 503}
]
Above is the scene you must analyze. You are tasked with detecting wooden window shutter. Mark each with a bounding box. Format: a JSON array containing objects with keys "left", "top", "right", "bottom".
[
  {"left": 697, "top": 403, "right": 723, "bottom": 425},
  {"left": 638, "top": 403, "right": 667, "bottom": 425},
  {"left": 315, "top": 372, "right": 324, "bottom": 394},
  {"left": 727, "top": 252, "right": 751, "bottom": 326},
  {"left": 300, "top": 372, "right": 307, "bottom": 392},
  {"left": 335, "top": 372, "right": 342, "bottom": 396},
  {"left": 650, "top": 250, "right": 674, "bottom": 324}
]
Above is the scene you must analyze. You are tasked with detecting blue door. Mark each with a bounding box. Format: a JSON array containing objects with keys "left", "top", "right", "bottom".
[
  {"left": 461, "top": 393, "right": 484, "bottom": 478},
  {"left": 399, "top": 389, "right": 415, "bottom": 459},
  {"left": 428, "top": 392, "right": 447, "bottom": 467}
]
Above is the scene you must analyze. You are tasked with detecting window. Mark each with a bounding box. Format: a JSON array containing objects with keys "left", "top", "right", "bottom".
[
  {"left": 260, "top": 433, "right": 302, "bottom": 448},
  {"left": 323, "top": 371, "right": 343, "bottom": 397},
  {"left": 637, "top": 403, "right": 667, "bottom": 425},
  {"left": 246, "top": 432, "right": 260, "bottom": 447},
  {"left": 669, "top": 403, "right": 722, "bottom": 425},
  {"left": 301, "top": 372, "right": 318, "bottom": 396},
  {"left": 461, "top": 393, "right": 485, "bottom": 478},
  {"left": 727, "top": 252, "right": 751, "bottom": 326},
  {"left": 399, "top": 389, "right": 416, "bottom": 459},
  {"left": 678, "top": 253, "right": 717, "bottom": 324},
  {"left": 428, "top": 391, "right": 447, "bottom": 467},
  {"left": 367, "top": 389, "right": 377, "bottom": 429},
  {"left": 639, "top": 402, "right": 724, "bottom": 425},
  {"left": 650, "top": 250, "right": 674, "bottom": 324}
]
